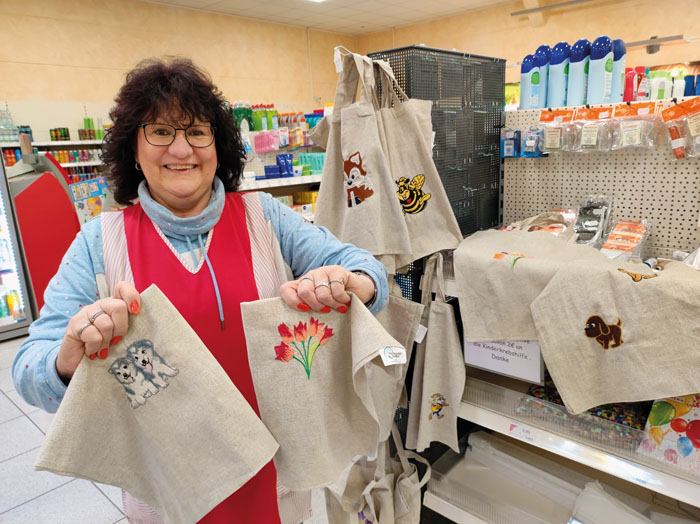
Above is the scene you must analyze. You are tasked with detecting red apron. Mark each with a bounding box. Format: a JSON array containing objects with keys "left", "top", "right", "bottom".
[{"left": 124, "top": 193, "right": 281, "bottom": 524}]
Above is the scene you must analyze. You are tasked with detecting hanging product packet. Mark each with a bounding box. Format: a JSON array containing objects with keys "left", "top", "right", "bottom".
[
  {"left": 660, "top": 99, "right": 700, "bottom": 160},
  {"left": 538, "top": 109, "right": 576, "bottom": 154},
  {"left": 599, "top": 219, "right": 651, "bottom": 260},
  {"left": 522, "top": 126, "right": 546, "bottom": 157},
  {"left": 34, "top": 285, "right": 280, "bottom": 524},
  {"left": 611, "top": 101, "right": 660, "bottom": 150},
  {"left": 240, "top": 293, "right": 407, "bottom": 491},
  {"left": 371, "top": 60, "right": 463, "bottom": 271},
  {"left": 310, "top": 53, "right": 412, "bottom": 274},
  {"left": 572, "top": 106, "right": 615, "bottom": 152}
]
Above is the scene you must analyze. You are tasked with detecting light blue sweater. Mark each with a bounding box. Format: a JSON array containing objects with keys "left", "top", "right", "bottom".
[{"left": 12, "top": 190, "right": 388, "bottom": 413}]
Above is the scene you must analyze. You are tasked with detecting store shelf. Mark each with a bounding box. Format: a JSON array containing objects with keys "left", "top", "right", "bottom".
[
  {"left": 59, "top": 161, "right": 102, "bottom": 168},
  {"left": 0, "top": 140, "right": 103, "bottom": 147},
  {"left": 239, "top": 174, "right": 322, "bottom": 191},
  {"left": 458, "top": 377, "right": 700, "bottom": 509},
  {"left": 423, "top": 492, "right": 488, "bottom": 524}
]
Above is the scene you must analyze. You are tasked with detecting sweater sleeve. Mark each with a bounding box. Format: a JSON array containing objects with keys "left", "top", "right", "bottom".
[
  {"left": 12, "top": 218, "right": 104, "bottom": 413},
  {"left": 259, "top": 191, "right": 389, "bottom": 314}
]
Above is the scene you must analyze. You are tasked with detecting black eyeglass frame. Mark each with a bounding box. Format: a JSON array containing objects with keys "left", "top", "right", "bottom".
[{"left": 139, "top": 123, "right": 216, "bottom": 148}]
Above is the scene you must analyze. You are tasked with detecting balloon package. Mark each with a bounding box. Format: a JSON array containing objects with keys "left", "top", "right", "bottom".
[
  {"left": 639, "top": 394, "right": 700, "bottom": 475},
  {"left": 522, "top": 126, "right": 546, "bottom": 157},
  {"left": 538, "top": 109, "right": 576, "bottom": 154}
]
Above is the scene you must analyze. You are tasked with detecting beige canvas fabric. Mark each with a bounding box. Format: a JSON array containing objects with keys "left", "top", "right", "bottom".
[
  {"left": 454, "top": 229, "right": 607, "bottom": 341},
  {"left": 34, "top": 285, "right": 279, "bottom": 524},
  {"left": 405, "top": 253, "right": 465, "bottom": 452},
  {"left": 373, "top": 61, "right": 463, "bottom": 270},
  {"left": 531, "top": 260, "right": 700, "bottom": 414},
  {"left": 311, "top": 53, "right": 412, "bottom": 273},
  {"left": 240, "top": 293, "right": 406, "bottom": 490}
]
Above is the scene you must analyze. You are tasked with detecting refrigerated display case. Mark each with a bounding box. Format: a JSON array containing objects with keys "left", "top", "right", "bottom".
[{"left": 0, "top": 160, "right": 33, "bottom": 339}]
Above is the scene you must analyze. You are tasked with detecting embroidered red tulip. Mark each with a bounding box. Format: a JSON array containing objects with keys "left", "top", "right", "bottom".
[
  {"left": 276, "top": 317, "right": 335, "bottom": 379},
  {"left": 493, "top": 251, "right": 533, "bottom": 269}
]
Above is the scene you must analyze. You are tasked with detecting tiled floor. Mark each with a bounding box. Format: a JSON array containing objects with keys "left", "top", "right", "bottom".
[{"left": 0, "top": 335, "right": 126, "bottom": 523}]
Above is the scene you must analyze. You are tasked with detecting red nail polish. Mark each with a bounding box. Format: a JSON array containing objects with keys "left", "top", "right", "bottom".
[
  {"left": 297, "top": 303, "right": 310, "bottom": 312},
  {"left": 89, "top": 353, "right": 97, "bottom": 360},
  {"left": 110, "top": 336, "right": 123, "bottom": 346},
  {"left": 130, "top": 301, "right": 140, "bottom": 315},
  {"left": 99, "top": 348, "right": 109, "bottom": 359},
  {"left": 338, "top": 306, "right": 347, "bottom": 314},
  {"left": 345, "top": 301, "right": 352, "bottom": 307},
  {"left": 321, "top": 306, "right": 331, "bottom": 313}
]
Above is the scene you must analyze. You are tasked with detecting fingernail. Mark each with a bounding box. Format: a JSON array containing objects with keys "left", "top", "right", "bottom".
[
  {"left": 99, "top": 348, "right": 109, "bottom": 360},
  {"left": 89, "top": 353, "right": 97, "bottom": 361},
  {"left": 130, "top": 301, "right": 140, "bottom": 315},
  {"left": 297, "top": 303, "right": 310, "bottom": 312},
  {"left": 321, "top": 306, "right": 331, "bottom": 313},
  {"left": 110, "top": 336, "right": 122, "bottom": 346},
  {"left": 345, "top": 301, "right": 352, "bottom": 307},
  {"left": 338, "top": 305, "right": 347, "bottom": 314}
]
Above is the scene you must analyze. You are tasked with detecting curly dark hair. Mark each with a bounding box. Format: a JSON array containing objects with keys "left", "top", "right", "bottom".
[{"left": 102, "top": 57, "right": 245, "bottom": 205}]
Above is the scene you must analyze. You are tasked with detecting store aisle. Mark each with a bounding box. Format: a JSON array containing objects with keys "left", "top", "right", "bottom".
[{"left": 0, "top": 335, "right": 126, "bottom": 523}]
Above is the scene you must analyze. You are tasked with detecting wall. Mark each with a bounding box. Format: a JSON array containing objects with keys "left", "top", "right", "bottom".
[
  {"left": 0, "top": 0, "right": 357, "bottom": 140},
  {"left": 356, "top": 0, "right": 700, "bottom": 84}
]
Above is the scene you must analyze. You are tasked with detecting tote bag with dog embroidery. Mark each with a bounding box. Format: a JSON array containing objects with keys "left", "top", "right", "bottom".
[
  {"left": 310, "top": 53, "right": 412, "bottom": 274},
  {"left": 34, "top": 285, "right": 279, "bottom": 524},
  {"left": 240, "top": 293, "right": 407, "bottom": 491}
]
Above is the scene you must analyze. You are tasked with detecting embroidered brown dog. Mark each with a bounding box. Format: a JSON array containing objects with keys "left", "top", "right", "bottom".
[
  {"left": 585, "top": 315, "right": 623, "bottom": 350},
  {"left": 617, "top": 268, "right": 658, "bottom": 282}
]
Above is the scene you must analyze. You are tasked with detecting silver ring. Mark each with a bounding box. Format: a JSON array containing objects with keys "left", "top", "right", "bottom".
[
  {"left": 300, "top": 276, "right": 314, "bottom": 284},
  {"left": 89, "top": 310, "right": 105, "bottom": 324},
  {"left": 314, "top": 281, "right": 331, "bottom": 289},
  {"left": 77, "top": 322, "right": 92, "bottom": 338},
  {"left": 329, "top": 278, "right": 345, "bottom": 286}
]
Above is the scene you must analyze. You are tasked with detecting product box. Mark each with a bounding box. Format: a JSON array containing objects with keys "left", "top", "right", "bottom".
[
  {"left": 69, "top": 177, "right": 108, "bottom": 224},
  {"left": 275, "top": 195, "right": 293, "bottom": 207},
  {"left": 639, "top": 394, "right": 700, "bottom": 474}
]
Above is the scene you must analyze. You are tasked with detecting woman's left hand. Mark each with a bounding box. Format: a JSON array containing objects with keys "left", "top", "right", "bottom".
[{"left": 280, "top": 265, "right": 375, "bottom": 313}]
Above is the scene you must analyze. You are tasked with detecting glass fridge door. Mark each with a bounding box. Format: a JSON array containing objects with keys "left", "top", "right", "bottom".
[{"left": 0, "top": 160, "right": 32, "bottom": 339}]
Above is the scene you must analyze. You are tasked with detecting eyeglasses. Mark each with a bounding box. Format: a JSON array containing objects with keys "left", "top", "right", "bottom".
[{"left": 140, "top": 123, "right": 215, "bottom": 148}]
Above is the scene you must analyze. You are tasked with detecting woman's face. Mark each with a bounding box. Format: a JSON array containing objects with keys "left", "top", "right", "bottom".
[{"left": 134, "top": 115, "right": 218, "bottom": 217}]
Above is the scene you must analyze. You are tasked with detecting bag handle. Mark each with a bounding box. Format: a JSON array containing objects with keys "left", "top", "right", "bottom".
[
  {"left": 333, "top": 53, "right": 377, "bottom": 111},
  {"left": 373, "top": 60, "right": 409, "bottom": 108},
  {"left": 391, "top": 422, "right": 431, "bottom": 489},
  {"left": 420, "top": 252, "right": 447, "bottom": 306}
]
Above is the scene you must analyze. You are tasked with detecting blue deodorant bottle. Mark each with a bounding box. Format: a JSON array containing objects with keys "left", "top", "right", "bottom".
[
  {"left": 567, "top": 39, "right": 591, "bottom": 106},
  {"left": 548, "top": 42, "right": 571, "bottom": 108}
]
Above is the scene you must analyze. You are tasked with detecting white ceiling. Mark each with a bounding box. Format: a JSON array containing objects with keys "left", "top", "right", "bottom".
[{"left": 141, "top": 0, "right": 512, "bottom": 35}]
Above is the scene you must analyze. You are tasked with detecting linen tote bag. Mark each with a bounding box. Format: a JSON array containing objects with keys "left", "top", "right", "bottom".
[
  {"left": 311, "top": 53, "right": 412, "bottom": 272},
  {"left": 240, "top": 293, "right": 407, "bottom": 490},
  {"left": 405, "top": 252, "right": 465, "bottom": 453},
  {"left": 373, "top": 60, "right": 463, "bottom": 270},
  {"left": 34, "top": 285, "right": 279, "bottom": 524},
  {"left": 531, "top": 260, "right": 700, "bottom": 414}
]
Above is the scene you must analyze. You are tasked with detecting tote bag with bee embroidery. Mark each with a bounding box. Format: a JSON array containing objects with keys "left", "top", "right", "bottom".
[
  {"left": 373, "top": 61, "right": 463, "bottom": 270},
  {"left": 310, "top": 53, "right": 412, "bottom": 274}
]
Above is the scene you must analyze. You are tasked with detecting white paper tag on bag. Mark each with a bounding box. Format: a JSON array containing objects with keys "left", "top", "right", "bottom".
[
  {"left": 334, "top": 48, "right": 343, "bottom": 73},
  {"left": 415, "top": 324, "right": 428, "bottom": 343},
  {"left": 380, "top": 346, "right": 407, "bottom": 366}
]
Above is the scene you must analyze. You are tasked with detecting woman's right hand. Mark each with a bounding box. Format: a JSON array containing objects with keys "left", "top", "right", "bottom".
[{"left": 56, "top": 281, "right": 141, "bottom": 383}]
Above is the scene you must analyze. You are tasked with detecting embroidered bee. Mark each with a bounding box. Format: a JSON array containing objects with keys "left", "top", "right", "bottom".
[
  {"left": 617, "top": 268, "right": 658, "bottom": 282},
  {"left": 395, "top": 175, "right": 431, "bottom": 215}
]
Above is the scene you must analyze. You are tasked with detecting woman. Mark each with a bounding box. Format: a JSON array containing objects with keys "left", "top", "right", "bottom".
[{"left": 12, "top": 57, "right": 388, "bottom": 523}]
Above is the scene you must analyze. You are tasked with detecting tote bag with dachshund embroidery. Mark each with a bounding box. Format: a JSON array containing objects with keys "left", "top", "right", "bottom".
[
  {"left": 34, "top": 285, "right": 279, "bottom": 524},
  {"left": 531, "top": 260, "right": 700, "bottom": 414},
  {"left": 240, "top": 293, "right": 407, "bottom": 491},
  {"left": 373, "top": 61, "right": 463, "bottom": 270},
  {"left": 311, "top": 53, "right": 412, "bottom": 273}
]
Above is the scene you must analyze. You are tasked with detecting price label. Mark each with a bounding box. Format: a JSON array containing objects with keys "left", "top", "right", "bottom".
[
  {"left": 621, "top": 121, "right": 642, "bottom": 146},
  {"left": 545, "top": 127, "right": 562, "bottom": 149},
  {"left": 464, "top": 339, "right": 543, "bottom": 383},
  {"left": 581, "top": 124, "right": 599, "bottom": 146},
  {"left": 509, "top": 422, "right": 538, "bottom": 444}
]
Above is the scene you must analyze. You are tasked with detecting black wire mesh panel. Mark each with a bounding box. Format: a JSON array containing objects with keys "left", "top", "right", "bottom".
[{"left": 368, "top": 45, "right": 505, "bottom": 236}]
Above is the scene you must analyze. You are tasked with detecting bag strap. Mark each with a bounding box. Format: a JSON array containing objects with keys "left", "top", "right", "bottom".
[
  {"left": 333, "top": 53, "right": 377, "bottom": 111},
  {"left": 420, "top": 252, "right": 447, "bottom": 306},
  {"left": 373, "top": 60, "right": 409, "bottom": 108},
  {"left": 391, "top": 422, "right": 431, "bottom": 489}
]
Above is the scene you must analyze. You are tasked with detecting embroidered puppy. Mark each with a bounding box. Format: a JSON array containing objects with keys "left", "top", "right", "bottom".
[
  {"left": 395, "top": 175, "right": 431, "bottom": 214},
  {"left": 585, "top": 315, "right": 624, "bottom": 350},
  {"left": 127, "top": 339, "right": 179, "bottom": 390},
  {"left": 108, "top": 357, "right": 159, "bottom": 409},
  {"left": 343, "top": 152, "right": 374, "bottom": 207},
  {"left": 618, "top": 268, "right": 658, "bottom": 282},
  {"left": 429, "top": 393, "right": 449, "bottom": 420}
]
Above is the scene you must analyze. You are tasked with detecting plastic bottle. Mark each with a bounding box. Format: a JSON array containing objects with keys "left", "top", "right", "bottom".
[
  {"left": 635, "top": 66, "right": 649, "bottom": 100},
  {"left": 519, "top": 54, "right": 539, "bottom": 110},
  {"left": 547, "top": 42, "right": 570, "bottom": 108},
  {"left": 535, "top": 45, "right": 551, "bottom": 109},
  {"left": 567, "top": 39, "right": 590, "bottom": 106},
  {"left": 623, "top": 68, "right": 637, "bottom": 102},
  {"left": 672, "top": 76, "right": 686, "bottom": 99},
  {"left": 587, "top": 36, "right": 613, "bottom": 104},
  {"left": 270, "top": 105, "right": 279, "bottom": 130},
  {"left": 695, "top": 75, "right": 700, "bottom": 96},
  {"left": 684, "top": 75, "right": 695, "bottom": 97},
  {"left": 610, "top": 39, "right": 626, "bottom": 103},
  {"left": 649, "top": 71, "right": 668, "bottom": 100}
]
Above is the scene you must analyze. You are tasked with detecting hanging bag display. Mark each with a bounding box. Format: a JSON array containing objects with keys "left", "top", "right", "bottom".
[
  {"left": 405, "top": 252, "right": 465, "bottom": 453},
  {"left": 34, "top": 285, "right": 280, "bottom": 524},
  {"left": 373, "top": 60, "right": 463, "bottom": 270},
  {"left": 311, "top": 53, "right": 412, "bottom": 273}
]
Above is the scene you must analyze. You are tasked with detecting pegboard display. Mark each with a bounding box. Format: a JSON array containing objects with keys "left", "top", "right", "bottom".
[
  {"left": 368, "top": 45, "right": 505, "bottom": 237},
  {"left": 504, "top": 106, "right": 700, "bottom": 259}
]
